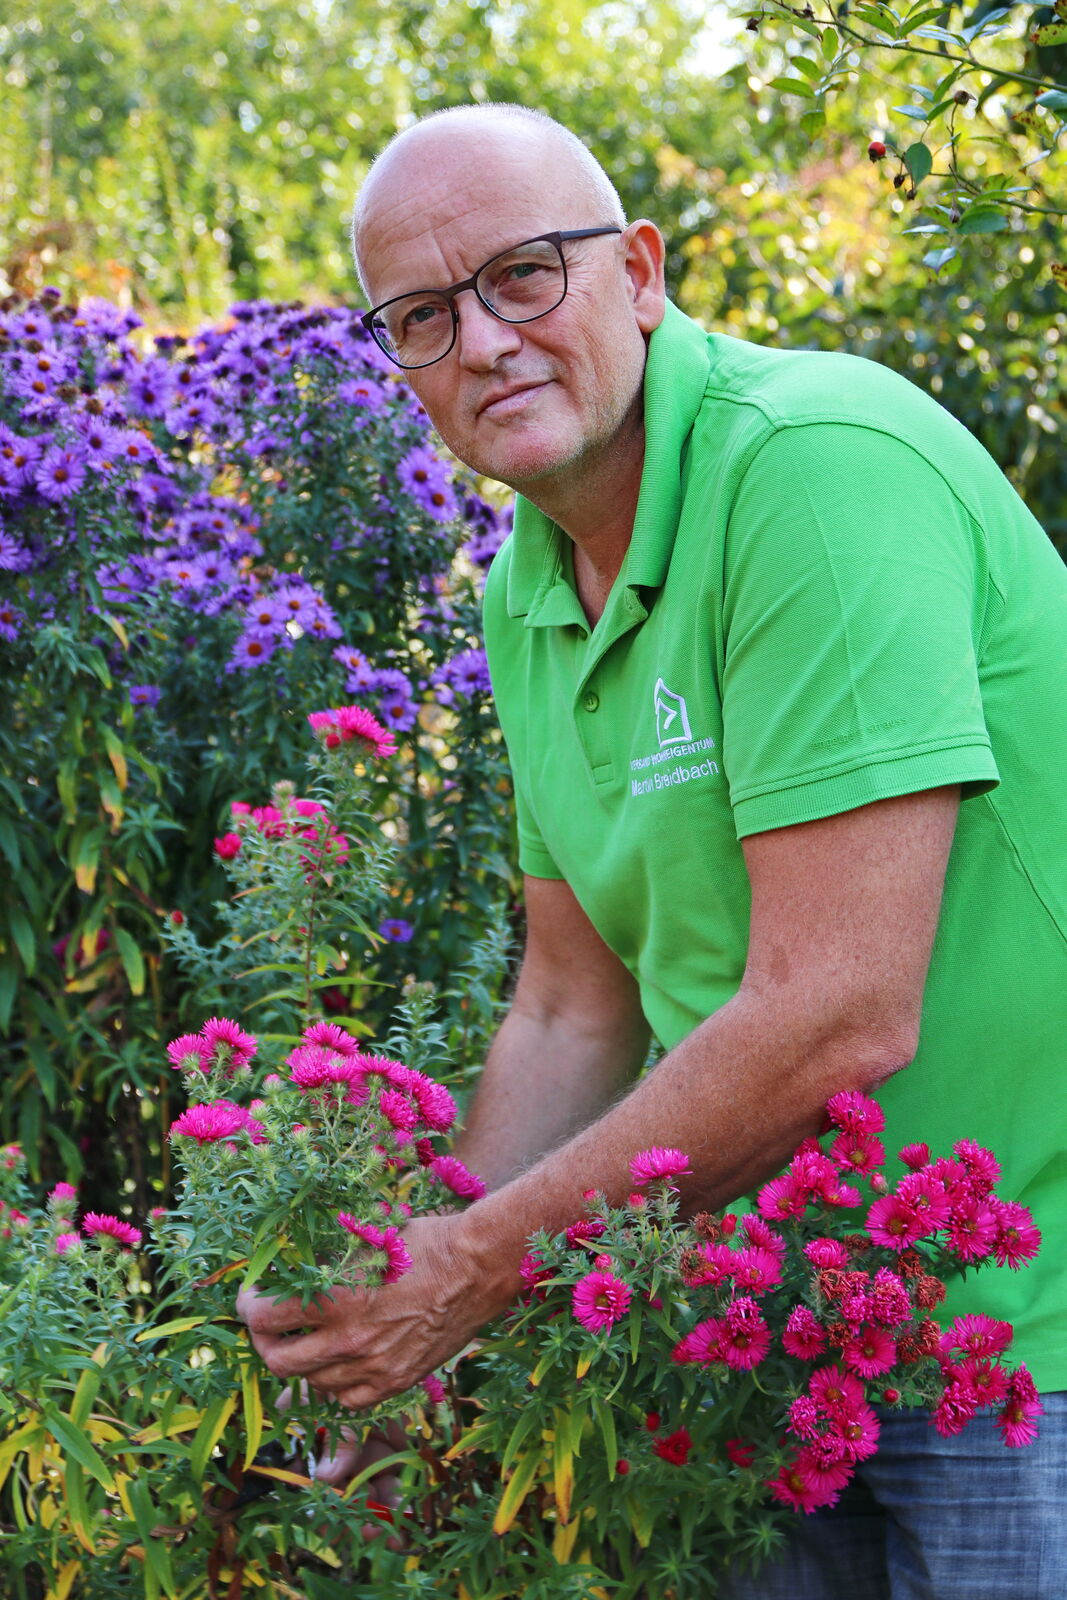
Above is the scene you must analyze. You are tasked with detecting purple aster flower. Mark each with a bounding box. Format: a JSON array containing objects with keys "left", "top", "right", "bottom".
[
  {"left": 379, "top": 918, "right": 414, "bottom": 943},
  {"left": 129, "top": 684, "right": 161, "bottom": 709},
  {"left": 337, "top": 375, "right": 386, "bottom": 413},
  {"left": 34, "top": 446, "right": 88, "bottom": 502},
  {"left": 333, "top": 644, "right": 368, "bottom": 675},
  {"left": 379, "top": 693, "right": 418, "bottom": 732},
  {"left": 0, "top": 532, "right": 34, "bottom": 571},
  {"left": 0, "top": 599, "right": 23, "bottom": 642},
  {"left": 396, "top": 445, "right": 458, "bottom": 523},
  {"left": 226, "top": 631, "right": 279, "bottom": 672},
  {"left": 304, "top": 599, "right": 343, "bottom": 641},
  {"left": 435, "top": 647, "right": 492, "bottom": 698},
  {"left": 244, "top": 593, "right": 290, "bottom": 637},
  {"left": 72, "top": 414, "right": 125, "bottom": 470},
  {"left": 273, "top": 584, "right": 319, "bottom": 629}
]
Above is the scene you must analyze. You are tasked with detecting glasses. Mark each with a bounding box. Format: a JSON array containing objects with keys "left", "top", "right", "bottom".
[{"left": 361, "top": 227, "right": 623, "bottom": 369}]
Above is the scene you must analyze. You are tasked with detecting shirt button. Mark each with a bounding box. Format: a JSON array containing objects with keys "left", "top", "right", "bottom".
[{"left": 582, "top": 690, "right": 600, "bottom": 712}]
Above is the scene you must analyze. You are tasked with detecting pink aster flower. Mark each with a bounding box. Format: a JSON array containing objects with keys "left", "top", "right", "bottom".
[
  {"left": 896, "top": 1169, "right": 953, "bottom": 1231},
  {"left": 730, "top": 1245, "right": 782, "bottom": 1296},
  {"left": 998, "top": 1394, "right": 1043, "bottom": 1448},
  {"left": 48, "top": 1181, "right": 77, "bottom": 1207},
  {"left": 379, "top": 1088, "right": 419, "bottom": 1132},
  {"left": 428, "top": 1154, "right": 487, "bottom": 1201},
  {"left": 739, "top": 1214, "right": 786, "bottom": 1257},
  {"left": 672, "top": 1318, "right": 723, "bottom": 1365},
  {"left": 958, "top": 1357, "right": 1010, "bottom": 1410},
  {"left": 214, "top": 832, "right": 242, "bottom": 860},
  {"left": 988, "top": 1199, "right": 1041, "bottom": 1270},
  {"left": 898, "top": 1141, "right": 931, "bottom": 1170},
  {"left": 519, "top": 1252, "right": 553, "bottom": 1293},
  {"left": 719, "top": 1297, "right": 771, "bottom": 1371},
  {"left": 168, "top": 1100, "right": 253, "bottom": 1145},
  {"left": 842, "top": 1324, "right": 897, "bottom": 1378},
  {"left": 783, "top": 1305, "right": 827, "bottom": 1360},
  {"left": 629, "top": 1147, "right": 691, "bottom": 1187},
  {"left": 824, "top": 1090, "right": 885, "bottom": 1136},
  {"left": 571, "top": 1269, "right": 632, "bottom": 1332},
  {"left": 680, "top": 1240, "right": 735, "bottom": 1287},
  {"left": 422, "top": 1373, "right": 447, "bottom": 1406},
  {"left": 788, "top": 1395, "right": 822, "bottom": 1440},
  {"left": 82, "top": 1212, "right": 142, "bottom": 1249},
  {"left": 952, "top": 1139, "right": 1001, "bottom": 1195},
  {"left": 830, "top": 1130, "right": 885, "bottom": 1176},
  {"left": 55, "top": 1232, "right": 81, "bottom": 1254},
  {"left": 403, "top": 1073, "right": 457, "bottom": 1133},
  {"left": 166, "top": 1032, "right": 210, "bottom": 1072},
  {"left": 757, "top": 1171, "right": 807, "bottom": 1221},
  {"left": 946, "top": 1196, "right": 998, "bottom": 1262},
  {"left": 866, "top": 1193, "right": 928, "bottom": 1251},
  {"left": 809, "top": 1365, "right": 867, "bottom": 1419},
  {"left": 933, "top": 1377, "right": 979, "bottom": 1438},
  {"left": 201, "top": 1016, "right": 257, "bottom": 1068},
  {"left": 868, "top": 1268, "right": 913, "bottom": 1328},
  {"left": 945, "top": 1312, "right": 1014, "bottom": 1360},
  {"left": 768, "top": 1454, "right": 846, "bottom": 1514},
  {"left": 565, "top": 1218, "right": 607, "bottom": 1248},
  {"left": 804, "top": 1238, "right": 850, "bottom": 1270},
  {"left": 308, "top": 704, "right": 396, "bottom": 760},
  {"left": 301, "top": 1021, "right": 360, "bottom": 1057},
  {"left": 336, "top": 1216, "right": 412, "bottom": 1283},
  {"left": 355, "top": 1051, "right": 406, "bottom": 1085},
  {"left": 834, "top": 1402, "right": 881, "bottom": 1463}
]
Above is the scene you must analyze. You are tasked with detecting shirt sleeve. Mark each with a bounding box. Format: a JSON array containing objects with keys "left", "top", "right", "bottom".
[{"left": 721, "top": 421, "right": 1000, "bottom": 838}]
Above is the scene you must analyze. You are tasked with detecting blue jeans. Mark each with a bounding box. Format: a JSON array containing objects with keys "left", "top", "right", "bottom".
[{"left": 719, "top": 1394, "right": 1067, "bottom": 1599}]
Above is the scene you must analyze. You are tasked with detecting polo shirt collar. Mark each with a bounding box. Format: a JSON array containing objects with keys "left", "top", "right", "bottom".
[{"left": 505, "top": 297, "right": 712, "bottom": 623}]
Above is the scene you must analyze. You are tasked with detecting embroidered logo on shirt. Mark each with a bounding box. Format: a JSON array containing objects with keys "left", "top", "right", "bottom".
[
  {"left": 654, "top": 678, "right": 692, "bottom": 747},
  {"left": 629, "top": 680, "right": 719, "bottom": 797}
]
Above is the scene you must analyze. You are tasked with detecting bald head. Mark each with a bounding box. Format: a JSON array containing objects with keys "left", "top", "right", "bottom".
[{"left": 351, "top": 105, "right": 625, "bottom": 294}]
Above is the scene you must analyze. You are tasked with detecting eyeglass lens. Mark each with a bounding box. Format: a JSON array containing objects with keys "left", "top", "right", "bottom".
[{"left": 371, "top": 238, "right": 567, "bottom": 368}]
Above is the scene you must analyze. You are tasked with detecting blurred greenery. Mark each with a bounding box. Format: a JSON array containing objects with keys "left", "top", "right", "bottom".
[{"left": 3, "top": 0, "right": 1060, "bottom": 543}]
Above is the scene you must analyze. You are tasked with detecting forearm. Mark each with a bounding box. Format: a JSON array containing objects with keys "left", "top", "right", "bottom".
[
  {"left": 455, "top": 984, "right": 912, "bottom": 1314},
  {"left": 452, "top": 1001, "right": 651, "bottom": 1192}
]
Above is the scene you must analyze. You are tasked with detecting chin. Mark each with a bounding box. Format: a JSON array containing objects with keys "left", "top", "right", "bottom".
[{"left": 468, "top": 425, "right": 585, "bottom": 491}]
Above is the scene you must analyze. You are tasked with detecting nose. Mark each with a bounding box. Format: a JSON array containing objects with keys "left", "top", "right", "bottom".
[{"left": 453, "top": 291, "right": 523, "bottom": 371}]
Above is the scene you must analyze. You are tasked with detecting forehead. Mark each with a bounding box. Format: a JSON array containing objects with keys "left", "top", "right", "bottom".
[{"left": 358, "top": 127, "right": 592, "bottom": 301}]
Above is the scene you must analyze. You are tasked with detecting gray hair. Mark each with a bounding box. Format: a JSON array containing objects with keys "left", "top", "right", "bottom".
[{"left": 350, "top": 103, "right": 626, "bottom": 292}]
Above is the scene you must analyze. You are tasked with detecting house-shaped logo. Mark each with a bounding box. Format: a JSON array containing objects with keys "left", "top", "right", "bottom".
[{"left": 653, "top": 678, "right": 692, "bottom": 747}]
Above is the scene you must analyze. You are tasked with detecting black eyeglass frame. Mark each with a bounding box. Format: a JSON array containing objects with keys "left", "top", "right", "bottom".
[{"left": 360, "top": 227, "right": 624, "bottom": 369}]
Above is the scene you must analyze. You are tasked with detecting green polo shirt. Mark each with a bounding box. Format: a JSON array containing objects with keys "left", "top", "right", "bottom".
[{"left": 482, "top": 299, "right": 1067, "bottom": 1390}]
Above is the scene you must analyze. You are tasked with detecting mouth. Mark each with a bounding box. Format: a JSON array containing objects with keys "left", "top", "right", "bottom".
[{"left": 477, "top": 381, "right": 549, "bottom": 420}]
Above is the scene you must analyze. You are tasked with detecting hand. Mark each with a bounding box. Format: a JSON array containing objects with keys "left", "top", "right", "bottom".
[{"left": 236, "top": 1213, "right": 500, "bottom": 1409}]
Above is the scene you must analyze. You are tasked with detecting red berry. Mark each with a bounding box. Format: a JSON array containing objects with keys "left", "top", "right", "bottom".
[
  {"left": 644, "top": 1412, "right": 661, "bottom": 1432},
  {"left": 616, "top": 1458, "right": 631, "bottom": 1475},
  {"left": 868, "top": 140, "right": 887, "bottom": 161},
  {"left": 883, "top": 1387, "right": 901, "bottom": 1404}
]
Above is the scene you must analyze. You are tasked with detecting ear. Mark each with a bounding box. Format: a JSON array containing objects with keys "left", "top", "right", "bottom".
[{"left": 621, "top": 220, "right": 667, "bottom": 334}]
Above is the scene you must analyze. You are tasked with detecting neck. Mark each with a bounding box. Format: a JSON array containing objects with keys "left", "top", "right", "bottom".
[{"left": 518, "top": 404, "right": 646, "bottom": 627}]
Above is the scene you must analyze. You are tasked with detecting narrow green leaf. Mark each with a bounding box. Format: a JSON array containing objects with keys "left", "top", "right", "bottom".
[
  {"left": 7, "top": 906, "right": 36, "bottom": 975},
  {"left": 821, "top": 26, "right": 838, "bottom": 59},
  {"left": 1036, "top": 89, "right": 1067, "bottom": 111},
  {"left": 792, "top": 55, "right": 821, "bottom": 80},
  {"left": 240, "top": 1230, "right": 283, "bottom": 1289},
  {"left": 500, "top": 1405, "right": 541, "bottom": 1475},
  {"left": 189, "top": 1392, "right": 237, "bottom": 1483},
  {"left": 923, "top": 246, "right": 959, "bottom": 270},
  {"left": 44, "top": 1410, "right": 115, "bottom": 1489},
  {"left": 127, "top": 1477, "right": 175, "bottom": 1592},
  {"left": 894, "top": 104, "right": 931, "bottom": 120},
  {"left": 0, "top": 960, "right": 18, "bottom": 1033},
  {"left": 0, "top": 820, "right": 20, "bottom": 873},
  {"left": 114, "top": 928, "right": 145, "bottom": 996},
  {"left": 134, "top": 1316, "right": 209, "bottom": 1343},
  {"left": 593, "top": 1396, "right": 617, "bottom": 1477}
]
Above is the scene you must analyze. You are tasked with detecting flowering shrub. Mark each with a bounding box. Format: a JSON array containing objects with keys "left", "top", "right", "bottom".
[
  {"left": 0, "top": 872, "right": 1041, "bottom": 1600},
  {"left": 0, "top": 286, "right": 514, "bottom": 1203}
]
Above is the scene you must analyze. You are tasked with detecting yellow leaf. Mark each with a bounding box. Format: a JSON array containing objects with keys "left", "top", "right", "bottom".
[
  {"left": 246, "top": 1463, "right": 330, "bottom": 1492},
  {"left": 0, "top": 1422, "right": 41, "bottom": 1494},
  {"left": 133, "top": 1408, "right": 203, "bottom": 1445},
  {"left": 102, "top": 614, "right": 129, "bottom": 651},
  {"left": 492, "top": 1450, "right": 541, "bottom": 1536},
  {"left": 553, "top": 1515, "right": 581, "bottom": 1564},
  {"left": 134, "top": 1316, "right": 209, "bottom": 1342},
  {"left": 552, "top": 1428, "right": 575, "bottom": 1524},
  {"left": 576, "top": 1352, "right": 593, "bottom": 1380},
  {"left": 443, "top": 1422, "right": 495, "bottom": 1461},
  {"left": 113, "top": 1472, "right": 134, "bottom": 1519},
  {"left": 45, "top": 1559, "right": 81, "bottom": 1600},
  {"left": 241, "top": 1365, "right": 264, "bottom": 1470},
  {"left": 102, "top": 726, "right": 128, "bottom": 792}
]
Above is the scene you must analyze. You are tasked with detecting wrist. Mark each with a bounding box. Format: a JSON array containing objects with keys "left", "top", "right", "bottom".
[{"left": 450, "top": 1192, "right": 529, "bottom": 1321}]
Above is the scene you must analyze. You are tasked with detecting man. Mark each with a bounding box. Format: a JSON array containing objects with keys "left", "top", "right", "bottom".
[{"left": 239, "top": 105, "right": 1067, "bottom": 1595}]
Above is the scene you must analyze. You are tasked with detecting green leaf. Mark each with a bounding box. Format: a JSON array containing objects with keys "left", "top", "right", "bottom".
[
  {"left": 189, "top": 1392, "right": 237, "bottom": 1483},
  {"left": 134, "top": 1316, "right": 210, "bottom": 1343},
  {"left": 501, "top": 1405, "right": 541, "bottom": 1475},
  {"left": 923, "top": 246, "right": 959, "bottom": 270},
  {"left": 767, "top": 76, "right": 816, "bottom": 97},
  {"left": 492, "top": 1450, "right": 541, "bottom": 1535},
  {"left": 6, "top": 906, "right": 36, "bottom": 975},
  {"left": 593, "top": 1395, "right": 617, "bottom": 1477},
  {"left": 821, "top": 26, "right": 838, "bottom": 58},
  {"left": 800, "top": 108, "right": 826, "bottom": 137},
  {"left": 127, "top": 1477, "right": 175, "bottom": 1594},
  {"left": 903, "top": 142, "right": 933, "bottom": 185},
  {"left": 43, "top": 1410, "right": 115, "bottom": 1489},
  {"left": 0, "top": 960, "right": 19, "bottom": 1033},
  {"left": 894, "top": 104, "right": 931, "bottom": 120},
  {"left": 240, "top": 1228, "right": 283, "bottom": 1289},
  {"left": 958, "top": 207, "right": 1009, "bottom": 234},
  {"left": 793, "top": 55, "right": 821, "bottom": 80},
  {"left": 1036, "top": 89, "right": 1067, "bottom": 112},
  {"left": 114, "top": 928, "right": 145, "bottom": 996},
  {"left": 1030, "top": 19, "right": 1067, "bottom": 45},
  {"left": 0, "top": 819, "right": 20, "bottom": 873}
]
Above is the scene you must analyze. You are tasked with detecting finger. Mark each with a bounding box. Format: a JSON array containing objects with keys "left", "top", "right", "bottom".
[
  {"left": 251, "top": 1328, "right": 350, "bottom": 1382},
  {"left": 237, "top": 1285, "right": 326, "bottom": 1337}
]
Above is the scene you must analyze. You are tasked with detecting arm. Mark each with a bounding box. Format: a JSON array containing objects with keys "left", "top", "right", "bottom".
[
  {"left": 239, "top": 785, "right": 958, "bottom": 1406},
  {"left": 452, "top": 874, "right": 651, "bottom": 1190}
]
